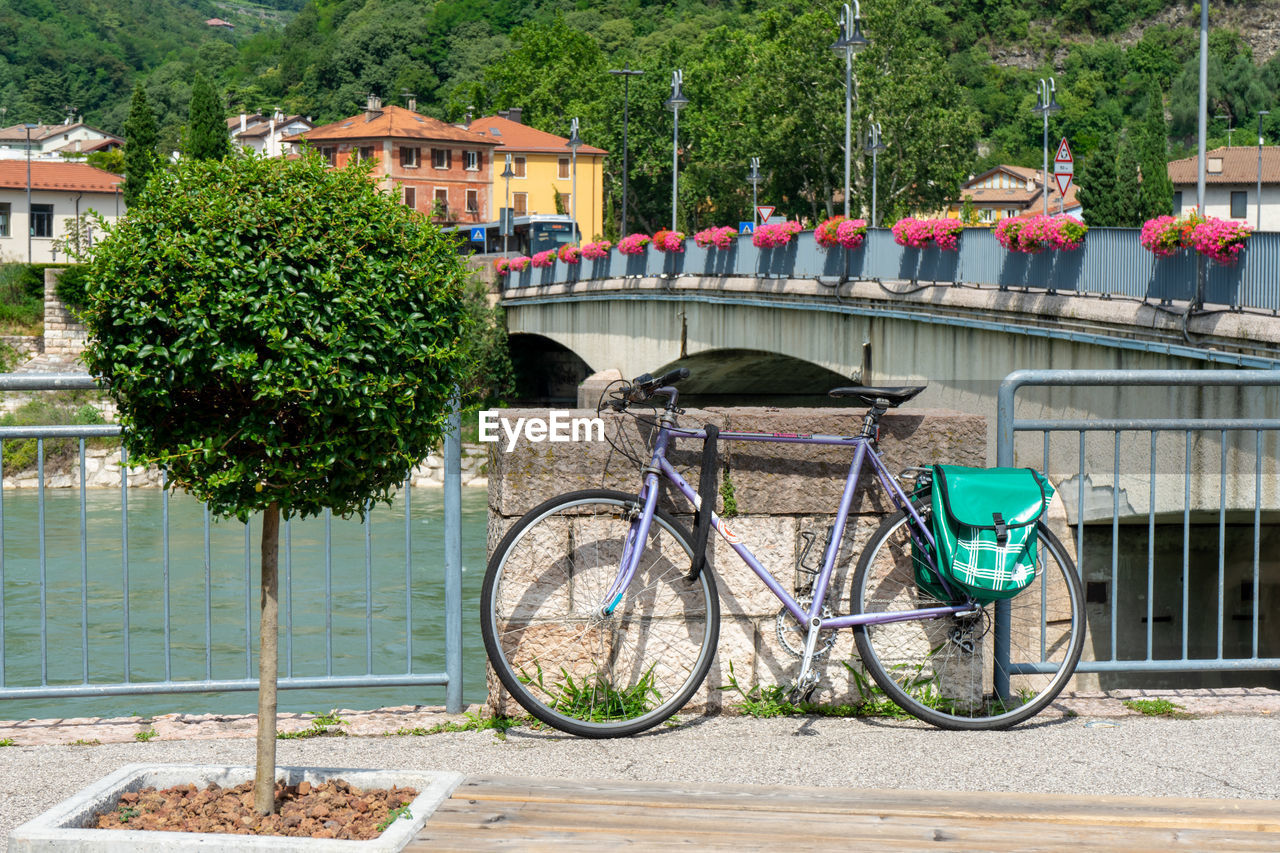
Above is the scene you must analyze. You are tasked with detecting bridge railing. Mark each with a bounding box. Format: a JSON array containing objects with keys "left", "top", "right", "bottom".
[
  {"left": 501, "top": 227, "right": 1280, "bottom": 312},
  {"left": 0, "top": 375, "right": 466, "bottom": 717}
]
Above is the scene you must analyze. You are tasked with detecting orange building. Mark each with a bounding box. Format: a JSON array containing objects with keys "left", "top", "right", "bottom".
[{"left": 285, "top": 97, "right": 499, "bottom": 226}]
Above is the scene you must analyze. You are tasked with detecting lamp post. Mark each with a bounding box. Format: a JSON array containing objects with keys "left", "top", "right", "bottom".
[
  {"left": 664, "top": 69, "right": 689, "bottom": 233},
  {"left": 830, "top": 2, "right": 869, "bottom": 218},
  {"left": 864, "top": 122, "right": 886, "bottom": 227},
  {"left": 746, "top": 157, "right": 763, "bottom": 226},
  {"left": 1259, "top": 111, "right": 1270, "bottom": 230},
  {"left": 25, "top": 122, "right": 38, "bottom": 263},
  {"left": 1031, "top": 78, "right": 1061, "bottom": 216},
  {"left": 566, "top": 117, "right": 582, "bottom": 244},
  {"left": 500, "top": 154, "right": 516, "bottom": 256},
  {"left": 608, "top": 66, "right": 644, "bottom": 239},
  {"left": 1215, "top": 113, "right": 1232, "bottom": 147}
]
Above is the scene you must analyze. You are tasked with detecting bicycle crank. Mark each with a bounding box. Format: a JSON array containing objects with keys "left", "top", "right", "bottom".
[{"left": 776, "top": 598, "right": 836, "bottom": 660}]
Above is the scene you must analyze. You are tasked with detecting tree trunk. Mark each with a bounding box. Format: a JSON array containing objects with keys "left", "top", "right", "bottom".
[{"left": 253, "top": 501, "right": 281, "bottom": 815}]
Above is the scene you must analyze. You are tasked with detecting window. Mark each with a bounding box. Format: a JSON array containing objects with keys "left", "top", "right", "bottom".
[
  {"left": 557, "top": 192, "right": 570, "bottom": 213},
  {"left": 1172, "top": 191, "right": 1183, "bottom": 214},
  {"left": 434, "top": 188, "right": 449, "bottom": 214},
  {"left": 513, "top": 192, "right": 528, "bottom": 216},
  {"left": 358, "top": 146, "right": 375, "bottom": 162},
  {"left": 400, "top": 146, "right": 420, "bottom": 168},
  {"left": 513, "top": 156, "right": 527, "bottom": 178},
  {"left": 403, "top": 187, "right": 416, "bottom": 209},
  {"left": 465, "top": 189, "right": 479, "bottom": 214},
  {"left": 1230, "top": 190, "right": 1248, "bottom": 219},
  {"left": 0, "top": 203, "right": 9, "bottom": 238},
  {"left": 432, "top": 148, "right": 451, "bottom": 169},
  {"left": 320, "top": 146, "right": 337, "bottom": 167},
  {"left": 31, "top": 204, "right": 53, "bottom": 238},
  {"left": 558, "top": 157, "right": 570, "bottom": 179},
  {"left": 464, "top": 150, "right": 480, "bottom": 171}
]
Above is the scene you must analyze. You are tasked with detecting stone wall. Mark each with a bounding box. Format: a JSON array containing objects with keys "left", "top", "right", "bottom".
[
  {"left": 43, "top": 268, "right": 87, "bottom": 357},
  {"left": 485, "top": 406, "right": 987, "bottom": 714}
]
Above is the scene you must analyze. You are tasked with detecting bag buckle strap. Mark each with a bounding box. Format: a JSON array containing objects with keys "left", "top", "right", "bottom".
[{"left": 992, "top": 512, "right": 1008, "bottom": 547}]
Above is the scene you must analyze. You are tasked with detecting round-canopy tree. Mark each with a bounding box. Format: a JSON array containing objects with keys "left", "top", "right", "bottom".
[{"left": 82, "top": 151, "right": 475, "bottom": 815}]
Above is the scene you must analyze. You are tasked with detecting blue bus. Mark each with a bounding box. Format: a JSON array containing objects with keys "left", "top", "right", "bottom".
[{"left": 448, "top": 214, "right": 579, "bottom": 256}]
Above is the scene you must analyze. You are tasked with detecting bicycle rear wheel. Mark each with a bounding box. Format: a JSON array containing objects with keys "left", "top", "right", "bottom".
[
  {"left": 851, "top": 500, "right": 1084, "bottom": 730},
  {"left": 481, "top": 489, "right": 719, "bottom": 738}
]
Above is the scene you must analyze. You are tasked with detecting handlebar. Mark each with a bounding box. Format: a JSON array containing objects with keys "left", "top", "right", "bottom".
[{"left": 607, "top": 368, "right": 691, "bottom": 410}]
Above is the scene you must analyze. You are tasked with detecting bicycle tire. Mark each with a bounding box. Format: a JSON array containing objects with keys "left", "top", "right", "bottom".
[
  {"left": 851, "top": 498, "right": 1085, "bottom": 730},
  {"left": 481, "top": 489, "right": 720, "bottom": 738}
]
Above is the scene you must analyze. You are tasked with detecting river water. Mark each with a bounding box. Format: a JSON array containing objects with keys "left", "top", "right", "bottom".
[{"left": 0, "top": 487, "right": 490, "bottom": 721}]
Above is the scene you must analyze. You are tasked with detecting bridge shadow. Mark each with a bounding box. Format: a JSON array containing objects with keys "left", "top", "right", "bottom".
[
  {"left": 756, "top": 241, "right": 799, "bottom": 279},
  {"left": 996, "top": 251, "right": 1085, "bottom": 293},
  {"left": 899, "top": 248, "right": 959, "bottom": 283}
]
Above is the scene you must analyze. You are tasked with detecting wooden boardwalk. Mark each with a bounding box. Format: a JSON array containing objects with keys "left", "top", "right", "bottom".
[{"left": 408, "top": 775, "right": 1280, "bottom": 851}]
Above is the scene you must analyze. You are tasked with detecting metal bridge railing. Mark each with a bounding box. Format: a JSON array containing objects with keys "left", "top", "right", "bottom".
[
  {"left": 502, "top": 227, "right": 1280, "bottom": 313},
  {"left": 998, "top": 369, "right": 1280, "bottom": 676},
  {"left": 0, "top": 375, "right": 464, "bottom": 713}
]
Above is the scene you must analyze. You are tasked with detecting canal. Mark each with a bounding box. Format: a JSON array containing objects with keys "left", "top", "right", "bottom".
[{"left": 0, "top": 487, "right": 490, "bottom": 721}]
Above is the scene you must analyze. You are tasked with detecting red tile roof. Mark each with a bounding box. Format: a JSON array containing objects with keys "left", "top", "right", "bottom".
[
  {"left": 0, "top": 160, "right": 122, "bottom": 193},
  {"left": 957, "top": 164, "right": 1078, "bottom": 210},
  {"left": 288, "top": 106, "right": 497, "bottom": 146},
  {"left": 1166, "top": 146, "right": 1280, "bottom": 185},
  {"left": 468, "top": 115, "right": 607, "bottom": 156}
]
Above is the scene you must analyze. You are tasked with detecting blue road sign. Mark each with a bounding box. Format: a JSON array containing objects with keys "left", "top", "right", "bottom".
[
  {"left": 739, "top": 222, "right": 754, "bottom": 234},
  {"left": 470, "top": 227, "right": 486, "bottom": 242}
]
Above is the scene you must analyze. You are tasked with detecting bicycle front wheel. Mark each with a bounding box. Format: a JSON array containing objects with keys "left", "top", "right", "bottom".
[
  {"left": 481, "top": 489, "right": 720, "bottom": 738},
  {"left": 851, "top": 501, "right": 1085, "bottom": 730}
]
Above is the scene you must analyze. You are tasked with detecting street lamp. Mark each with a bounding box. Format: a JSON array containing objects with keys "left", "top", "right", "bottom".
[
  {"left": 864, "top": 122, "right": 886, "bottom": 227},
  {"left": 830, "top": 2, "right": 869, "bottom": 218},
  {"left": 566, "top": 117, "right": 582, "bottom": 244},
  {"left": 608, "top": 66, "right": 644, "bottom": 239},
  {"left": 664, "top": 69, "right": 689, "bottom": 233},
  {"left": 1031, "top": 78, "right": 1061, "bottom": 216},
  {"left": 1259, "top": 111, "right": 1270, "bottom": 230},
  {"left": 746, "top": 157, "right": 763, "bottom": 226},
  {"left": 500, "top": 154, "right": 516, "bottom": 256},
  {"left": 25, "top": 122, "right": 38, "bottom": 263},
  {"left": 1215, "top": 113, "right": 1232, "bottom": 147}
]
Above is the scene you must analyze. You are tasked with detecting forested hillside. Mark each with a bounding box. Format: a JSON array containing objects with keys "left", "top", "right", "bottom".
[{"left": 5, "top": 0, "right": 1280, "bottom": 232}]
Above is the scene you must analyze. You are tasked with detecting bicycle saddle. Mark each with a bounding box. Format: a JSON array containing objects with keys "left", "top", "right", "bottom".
[{"left": 828, "top": 385, "right": 926, "bottom": 408}]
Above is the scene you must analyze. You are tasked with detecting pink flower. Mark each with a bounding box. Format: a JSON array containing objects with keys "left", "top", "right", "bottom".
[
  {"left": 995, "top": 215, "right": 1087, "bottom": 254},
  {"left": 507, "top": 256, "right": 531, "bottom": 271},
  {"left": 530, "top": 250, "right": 556, "bottom": 268},
  {"left": 493, "top": 257, "right": 511, "bottom": 275},
  {"left": 557, "top": 244, "right": 581, "bottom": 264},
  {"left": 694, "top": 225, "right": 737, "bottom": 250},
  {"left": 652, "top": 229, "right": 687, "bottom": 252},
  {"left": 752, "top": 220, "right": 802, "bottom": 248},
  {"left": 816, "top": 216, "right": 867, "bottom": 250},
  {"left": 891, "top": 217, "right": 933, "bottom": 248},
  {"left": 581, "top": 240, "right": 612, "bottom": 260},
  {"left": 618, "top": 233, "right": 651, "bottom": 255}
]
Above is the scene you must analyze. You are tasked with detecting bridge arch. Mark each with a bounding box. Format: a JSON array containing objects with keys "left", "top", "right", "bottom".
[
  {"left": 648, "top": 348, "right": 858, "bottom": 407},
  {"left": 508, "top": 332, "right": 594, "bottom": 406}
]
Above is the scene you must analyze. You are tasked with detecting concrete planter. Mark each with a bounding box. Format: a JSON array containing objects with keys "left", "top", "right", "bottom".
[{"left": 9, "top": 764, "right": 462, "bottom": 852}]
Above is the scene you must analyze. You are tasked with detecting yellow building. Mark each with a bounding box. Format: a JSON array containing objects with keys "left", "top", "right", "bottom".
[{"left": 469, "top": 110, "right": 607, "bottom": 242}]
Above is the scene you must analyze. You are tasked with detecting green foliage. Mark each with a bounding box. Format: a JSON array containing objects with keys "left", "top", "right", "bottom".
[
  {"left": 719, "top": 467, "right": 738, "bottom": 517},
  {"left": 1122, "top": 698, "right": 1190, "bottom": 717},
  {"left": 0, "top": 264, "right": 46, "bottom": 334},
  {"left": 459, "top": 277, "right": 515, "bottom": 408},
  {"left": 277, "top": 709, "right": 348, "bottom": 739},
  {"left": 0, "top": 738, "right": 14, "bottom": 747},
  {"left": 55, "top": 265, "right": 91, "bottom": 314},
  {"left": 519, "top": 662, "right": 659, "bottom": 722},
  {"left": 186, "top": 72, "right": 230, "bottom": 161},
  {"left": 375, "top": 803, "right": 413, "bottom": 832},
  {"left": 82, "top": 152, "right": 476, "bottom": 522},
  {"left": 0, "top": 394, "right": 108, "bottom": 474},
  {"left": 1076, "top": 132, "right": 1120, "bottom": 226},
  {"left": 388, "top": 710, "right": 522, "bottom": 739},
  {"left": 123, "top": 84, "right": 160, "bottom": 208},
  {"left": 1114, "top": 135, "right": 1144, "bottom": 226},
  {"left": 134, "top": 728, "right": 158, "bottom": 742},
  {"left": 1137, "top": 82, "right": 1175, "bottom": 220},
  {"left": 87, "top": 150, "right": 126, "bottom": 174}
]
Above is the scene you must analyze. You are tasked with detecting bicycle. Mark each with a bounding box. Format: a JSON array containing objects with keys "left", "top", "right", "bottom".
[{"left": 481, "top": 369, "right": 1085, "bottom": 737}]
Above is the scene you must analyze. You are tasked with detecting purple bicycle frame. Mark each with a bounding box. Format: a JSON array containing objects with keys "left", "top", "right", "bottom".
[{"left": 601, "top": 387, "right": 977, "bottom": 629}]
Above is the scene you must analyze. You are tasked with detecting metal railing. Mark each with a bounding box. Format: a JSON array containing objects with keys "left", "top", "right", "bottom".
[
  {"left": 501, "top": 228, "right": 1280, "bottom": 312},
  {"left": 997, "top": 369, "right": 1280, "bottom": 676},
  {"left": 0, "top": 375, "right": 464, "bottom": 712}
]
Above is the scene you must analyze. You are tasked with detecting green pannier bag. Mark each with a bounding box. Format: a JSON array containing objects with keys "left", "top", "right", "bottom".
[{"left": 917, "top": 465, "right": 1054, "bottom": 603}]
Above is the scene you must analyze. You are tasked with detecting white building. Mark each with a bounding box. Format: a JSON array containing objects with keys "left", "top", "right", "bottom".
[
  {"left": 0, "top": 120, "right": 123, "bottom": 161},
  {"left": 228, "top": 111, "right": 313, "bottom": 158},
  {"left": 0, "top": 161, "right": 123, "bottom": 264},
  {"left": 1167, "top": 146, "right": 1280, "bottom": 231}
]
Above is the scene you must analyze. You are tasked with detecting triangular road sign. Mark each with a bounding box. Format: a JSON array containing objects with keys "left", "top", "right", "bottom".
[
  {"left": 1054, "top": 137, "right": 1073, "bottom": 163},
  {"left": 1054, "top": 172, "right": 1073, "bottom": 197},
  {"left": 756, "top": 205, "right": 775, "bottom": 222}
]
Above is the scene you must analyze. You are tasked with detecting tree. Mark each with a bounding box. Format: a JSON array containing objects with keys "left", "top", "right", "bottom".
[
  {"left": 1113, "top": 132, "right": 1143, "bottom": 226},
  {"left": 82, "top": 153, "right": 476, "bottom": 815},
  {"left": 1076, "top": 129, "right": 1119, "bottom": 225},
  {"left": 186, "top": 72, "right": 229, "bottom": 161},
  {"left": 1137, "top": 81, "right": 1174, "bottom": 220},
  {"left": 122, "top": 84, "right": 159, "bottom": 207}
]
